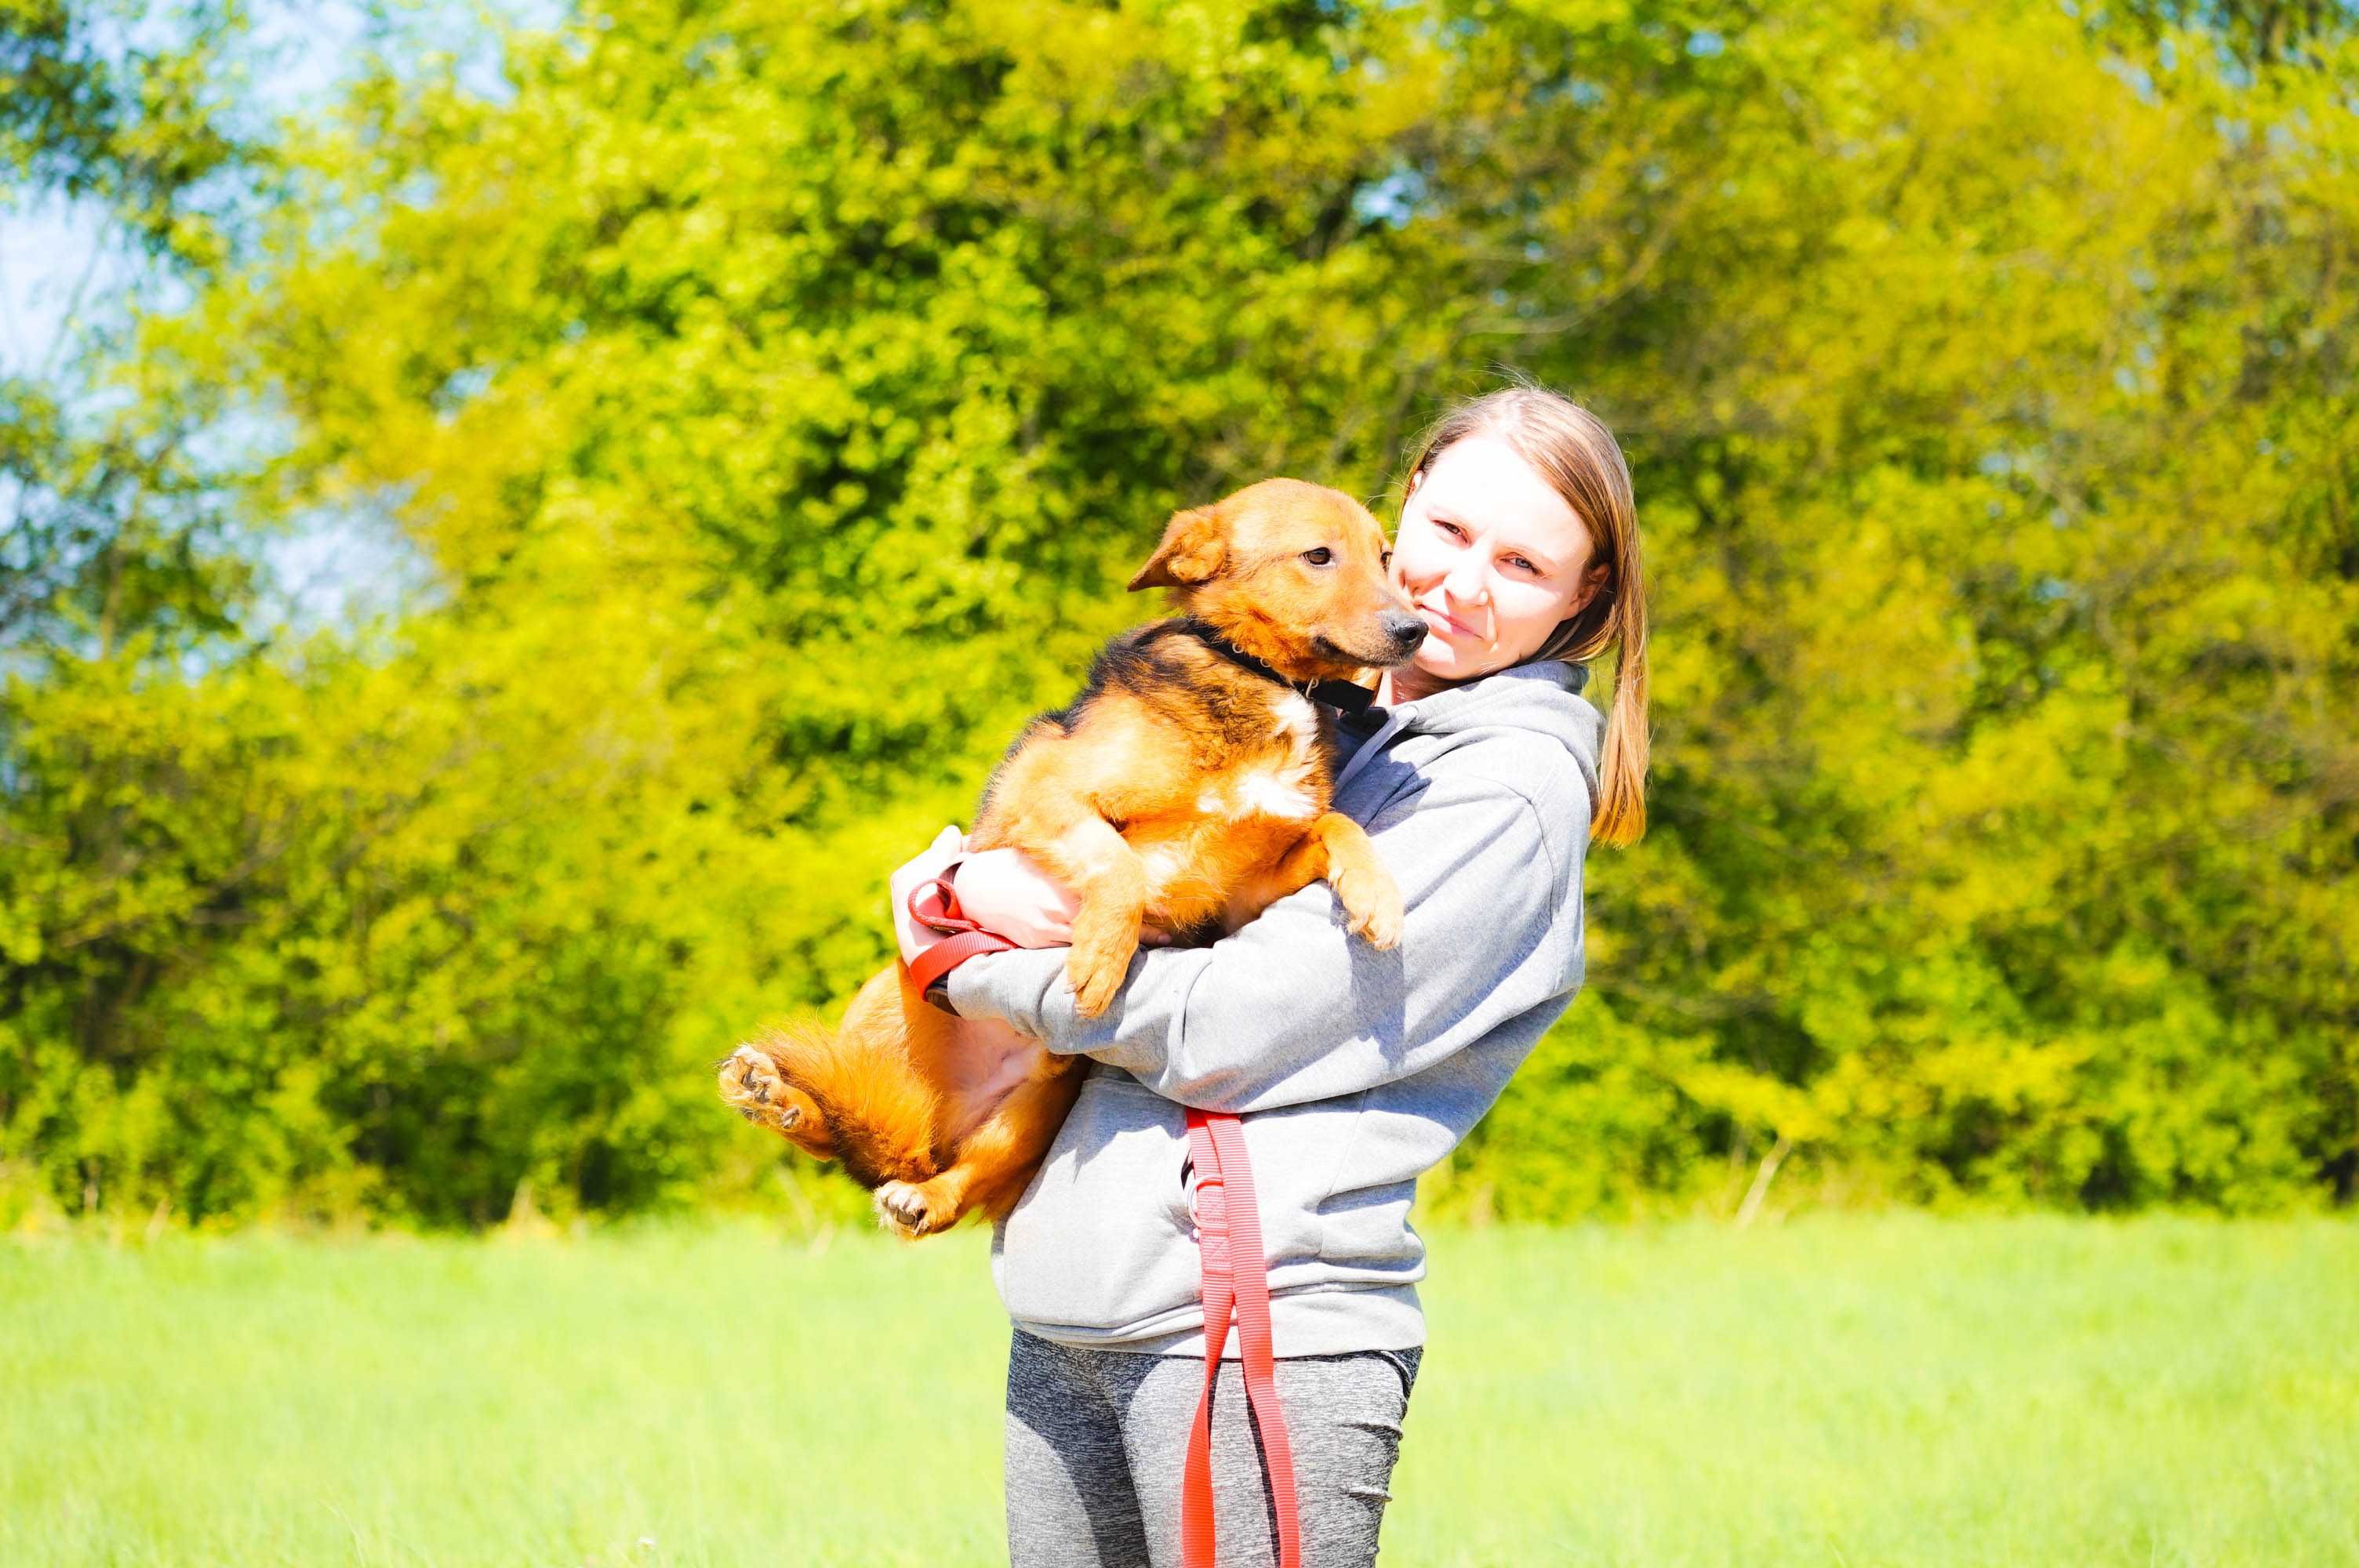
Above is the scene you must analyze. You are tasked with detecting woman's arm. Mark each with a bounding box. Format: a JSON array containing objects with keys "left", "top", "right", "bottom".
[{"left": 943, "top": 762, "right": 1588, "bottom": 1113}]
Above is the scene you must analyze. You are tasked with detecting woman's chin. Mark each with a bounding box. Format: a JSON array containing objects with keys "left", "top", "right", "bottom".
[{"left": 1415, "top": 639, "right": 1482, "bottom": 679}]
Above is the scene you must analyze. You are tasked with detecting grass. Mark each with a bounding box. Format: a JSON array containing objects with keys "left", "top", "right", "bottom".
[{"left": 2, "top": 1214, "right": 2355, "bottom": 1566}]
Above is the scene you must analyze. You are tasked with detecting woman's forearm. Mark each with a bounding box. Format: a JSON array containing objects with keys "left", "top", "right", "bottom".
[{"left": 945, "top": 766, "right": 1587, "bottom": 1112}]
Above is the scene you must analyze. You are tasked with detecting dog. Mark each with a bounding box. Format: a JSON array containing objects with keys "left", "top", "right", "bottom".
[{"left": 718, "top": 477, "right": 1427, "bottom": 1238}]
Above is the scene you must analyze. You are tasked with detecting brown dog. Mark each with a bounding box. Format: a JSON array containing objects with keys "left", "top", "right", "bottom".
[{"left": 718, "top": 478, "right": 1426, "bottom": 1237}]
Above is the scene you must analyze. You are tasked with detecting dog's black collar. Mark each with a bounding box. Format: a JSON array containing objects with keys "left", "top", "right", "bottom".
[{"left": 1181, "top": 619, "right": 1378, "bottom": 715}]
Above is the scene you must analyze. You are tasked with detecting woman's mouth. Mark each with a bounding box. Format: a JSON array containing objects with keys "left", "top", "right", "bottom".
[{"left": 1418, "top": 602, "right": 1480, "bottom": 640}]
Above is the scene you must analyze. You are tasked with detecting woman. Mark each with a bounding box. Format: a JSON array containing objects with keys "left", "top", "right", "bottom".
[{"left": 914, "top": 385, "right": 1649, "bottom": 1566}]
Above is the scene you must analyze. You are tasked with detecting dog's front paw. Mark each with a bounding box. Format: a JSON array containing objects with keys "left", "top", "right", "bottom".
[
  {"left": 718, "top": 1043, "right": 801, "bottom": 1130},
  {"left": 1064, "top": 934, "right": 1136, "bottom": 1019},
  {"left": 874, "top": 1178, "right": 954, "bottom": 1239},
  {"left": 1332, "top": 867, "right": 1404, "bottom": 951}
]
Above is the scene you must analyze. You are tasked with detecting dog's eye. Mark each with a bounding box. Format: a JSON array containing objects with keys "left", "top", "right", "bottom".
[
  {"left": 1380, "top": 550, "right": 1393, "bottom": 568},
  {"left": 1302, "top": 548, "right": 1333, "bottom": 566}
]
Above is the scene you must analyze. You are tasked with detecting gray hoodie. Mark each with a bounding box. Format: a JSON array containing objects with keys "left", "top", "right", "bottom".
[{"left": 944, "top": 657, "right": 1601, "bottom": 1358}]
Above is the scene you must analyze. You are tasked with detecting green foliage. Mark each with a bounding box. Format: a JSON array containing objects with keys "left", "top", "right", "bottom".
[
  {"left": 0, "top": 0, "right": 268, "bottom": 661},
  {"left": 0, "top": 0, "right": 253, "bottom": 265},
  {"left": 1472, "top": 0, "right": 2359, "bottom": 1217},
  {"left": 3, "top": 0, "right": 2354, "bottom": 1224}
]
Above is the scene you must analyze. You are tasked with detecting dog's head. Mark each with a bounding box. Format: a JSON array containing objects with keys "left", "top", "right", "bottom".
[{"left": 1128, "top": 478, "right": 1425, "bottom": 683}]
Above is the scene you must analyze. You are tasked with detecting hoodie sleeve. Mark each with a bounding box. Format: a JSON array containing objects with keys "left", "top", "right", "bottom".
[{"left": 942, "top": 757, "right": 1587, "bottom": 1113}]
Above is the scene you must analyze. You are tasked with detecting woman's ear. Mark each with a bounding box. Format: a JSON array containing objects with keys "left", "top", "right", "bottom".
[{"left": 1572, "top": 558, "right": 1613, "bottom": 618}]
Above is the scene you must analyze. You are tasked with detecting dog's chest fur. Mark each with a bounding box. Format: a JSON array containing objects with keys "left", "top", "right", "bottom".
[
  {"left": 969, "top": 620, "right": 1350, "bottom": 939},
  {"left": 1193, "top": 691, "right": 1324, "bottom": 822},
  {"left": 1129, "top": 682, "right": 1339, "bottom": 935}
]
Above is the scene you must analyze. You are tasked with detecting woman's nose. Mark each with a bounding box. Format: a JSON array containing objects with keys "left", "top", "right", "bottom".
[{"left": 1443, "top": 557, "right": 1488, "bottom": 604}]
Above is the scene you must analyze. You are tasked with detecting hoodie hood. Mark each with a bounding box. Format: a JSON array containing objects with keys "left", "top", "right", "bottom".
[{"left": 1341, "top": 657, "right": 1604, "bottom": 807}]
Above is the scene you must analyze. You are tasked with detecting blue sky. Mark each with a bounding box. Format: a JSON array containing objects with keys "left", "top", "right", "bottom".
[
  {"left": 3, "top": 0, "right": 551, "bottom": 638},
  {"left": 1, "top": 0, "right": 557, "bottom": 378},
  {"left": 0, "top": 2, "right": 382, "bottom": 380}
]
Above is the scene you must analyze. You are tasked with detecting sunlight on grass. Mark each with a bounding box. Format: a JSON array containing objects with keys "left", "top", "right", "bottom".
[{"left": 4, "top": 1216, "right": 2354, "bottom": 1566}]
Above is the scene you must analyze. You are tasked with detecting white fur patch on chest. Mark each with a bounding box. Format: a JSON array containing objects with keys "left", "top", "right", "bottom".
[
  {"left": 1230, "top": 769, "right": 1319, "bottom": 820},
  {"left": 1140, "top": 843, "right": 1188, "bottom": 887},
  {"left": 1196, "top": 691, "right": 1323, "bottom": 822},
  {"left": 1271, "top": 690, "right": 1318, "bottom": 748}
]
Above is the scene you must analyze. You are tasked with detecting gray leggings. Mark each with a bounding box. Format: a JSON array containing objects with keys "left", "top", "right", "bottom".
[{"left": 1005, "top": 1328, "right": 1422, "bottom": 1568}]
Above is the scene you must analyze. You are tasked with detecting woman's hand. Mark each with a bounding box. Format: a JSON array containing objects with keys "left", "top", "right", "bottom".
[
  {"left": 958, "top": 849, "right": 1180, "bottom": 948},
  {"left": 887, "top": 826, "right": 1083, "bottom": 967},
  {"left": 955, "top": 844, "right": 1082, "bottom": 947}
]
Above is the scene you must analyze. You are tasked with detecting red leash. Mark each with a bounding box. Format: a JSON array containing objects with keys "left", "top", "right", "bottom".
[
  {"left": 1183, "top": 1107, "right": 1302, "bottom": 1568},
  {"left": 905, "top": 873, "right": 1016, "bottom": 996},
  {"left": 907, "top": 877, "right": 1303, "bottom": 1563}
]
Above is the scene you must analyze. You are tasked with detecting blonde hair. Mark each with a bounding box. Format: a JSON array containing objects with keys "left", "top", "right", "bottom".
[{"left": 1401, "top": 385, "right": 1652, "bottom": 848}]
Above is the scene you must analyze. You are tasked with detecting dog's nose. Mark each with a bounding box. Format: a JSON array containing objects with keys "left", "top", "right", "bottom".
[{"left": 1380, "top": 610, "right": 1427, "bottom": 651}]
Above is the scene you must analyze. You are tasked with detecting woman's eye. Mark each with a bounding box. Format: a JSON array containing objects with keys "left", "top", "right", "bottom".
[
  {"left": 1438, "top": 521, "right": 1466, "bottom": 540},
  {"left": 1507, "top": 556, "right": 1539, "bottom": 575},
  {"left": 1302, "top": 547, "right": 1333, "bottom": 566}
]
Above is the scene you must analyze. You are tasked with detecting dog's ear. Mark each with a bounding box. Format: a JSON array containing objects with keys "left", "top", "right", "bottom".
[{"left": 1127, "top": 503, "right": 1227, "bottom": 592}]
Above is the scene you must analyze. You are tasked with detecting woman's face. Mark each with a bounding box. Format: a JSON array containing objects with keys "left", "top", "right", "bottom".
[{"left": 1388, "top": 434, "right": 1608, "bottom": 694}]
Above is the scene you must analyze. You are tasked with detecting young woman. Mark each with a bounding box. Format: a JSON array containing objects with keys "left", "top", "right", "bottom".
[{"left": 911, "top": 385, "right": 1650, "bottom": 1566}]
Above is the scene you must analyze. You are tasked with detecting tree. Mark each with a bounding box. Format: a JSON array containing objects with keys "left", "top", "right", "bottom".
[{"left": 7, "top": 0, "right": 2354, "bottom": 1225}]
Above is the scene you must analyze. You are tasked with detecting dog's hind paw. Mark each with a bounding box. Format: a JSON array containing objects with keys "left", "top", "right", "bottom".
[
  {"left": 719, "top": 1044, "right": 802, "bottom": 1131},
  {"left": 874, "top": 1178, "right": 955, "bottom": 1240}
]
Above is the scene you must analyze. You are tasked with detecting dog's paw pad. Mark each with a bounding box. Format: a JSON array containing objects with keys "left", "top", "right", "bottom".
[
  {"left": 874, "top": 1180, "right": 943, "bottom": 1238},
  {"left": 718, "top": 1044, "right": 799, "bottom": 1129}
]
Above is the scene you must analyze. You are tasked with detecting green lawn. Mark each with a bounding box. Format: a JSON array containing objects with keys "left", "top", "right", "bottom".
[{"left": 3, "top": 1215, "right": 2354, "bottom": 1566}]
